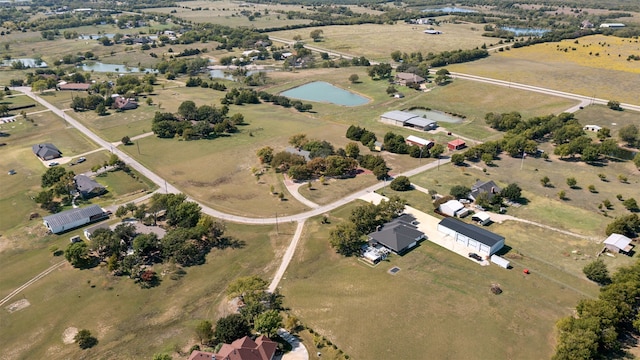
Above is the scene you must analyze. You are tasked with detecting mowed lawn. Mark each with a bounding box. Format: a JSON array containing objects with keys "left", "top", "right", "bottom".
[
  {"left": 281, "top": 209, "right": 597, "bottom": 360},
  {"left": 448, "top": 35, "right": 640, "bottom": 104},
  {"left": 0, "top": 111, "right": 99, "bottom": 234},
  {"left": 270, "top": 22, "right": 491, "bottom": 61},
  {"left": 575, "top": 104, "right": 640, "bottom": 138},
  {"left": 0, "top": 221, "right": 295, "bottom": 359}
]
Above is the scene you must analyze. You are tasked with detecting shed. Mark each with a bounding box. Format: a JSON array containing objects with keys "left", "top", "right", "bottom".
[
  {"left": 490, "top": 255, "right": 510, "bottom": 269},
  {"left": 43, "top": 205, "right": 107, "bottom": 234},
  {"left": 604, "top": 233, "right": 633, "bottom": 254},
  {"left": 437, "top": 217, "right": 505, "bottom": 255},
  {"left": 472, "top": 211, "right": 491, "bottom": 226},
  {"left": 373, "top": 141, "right": 383, "bottom": 152},
  {"left": 447, "top": 139, "right": 466, "bottom": 151},
  {"left": 439, "top": 199, "right": 469, "bottom": 218},
  {"left": 406, "top": 135, "right": 433, "bottom": 148}
]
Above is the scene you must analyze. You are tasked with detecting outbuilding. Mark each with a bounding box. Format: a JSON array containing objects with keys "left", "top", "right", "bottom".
[
  {"left": 472, "top": 211, "right": 491, "bottom": 226},
  {"left": 437, "top": 217, "right": 505, "bottom": 256},
  {"left": 490, "top": 255, "right": 510, "bottom": 269},
  {"left": 439, "top": 199, "right": 469, "bottom": 218},
  {"left": 43, "top": 205, "right": 108, "bottom": 234},
  {"left": 447, "top": 139, "right": 466, "bottom": 151},
  {"left": 406, "top": 135, "right": 434, "bottom": 149},
  {"left": 603, "top": 233, "right": 633, "bottom": 254},
  {"left": 380, "top": 110, "right": 437, "bottom": 131}
]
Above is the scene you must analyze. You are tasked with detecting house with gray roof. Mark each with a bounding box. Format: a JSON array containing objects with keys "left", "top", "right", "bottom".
[
  {"left": 74, "top": 174, "right": 106, "bottom": 199},
  {"left": 32, "top": 143, "right": 62, "bottom": 160},
  {"left": 469, "top": 180, "right": 502, "bottom": 202},
  {"left": 43, "top": 205, "right": 108, "bottom": 234},
  {"left": 368, "top": 214, "right": 425, "bottom": 254},
  {"left": 437, "top": 217, "right": 505, "bottom": 255}
]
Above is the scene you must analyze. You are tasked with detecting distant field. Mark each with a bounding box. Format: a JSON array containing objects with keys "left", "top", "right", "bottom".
[
  {"left": 448, "top": 35, "right": 640, "bottom": 104},
  {"left": 270, "top": 22, "right": 491, "bottom": 62},
  {"left": 0, "top": 221, "right": 294, "bottom": 359},
  {"left": 281, "top": 209, "right": 598, "bottom": 360},
  {"left": 575, "top": 104, "right": 640, "bottom": 138},
  {"left": 144, "top": 0, "right": 312, "bottom": 29}
]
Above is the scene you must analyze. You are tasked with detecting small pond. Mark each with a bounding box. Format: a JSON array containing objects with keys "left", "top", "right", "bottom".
[
  {"left": 423, "top": 7, "right": 477, "bottom": 13},
  {"left": 78, "top": 33, "right": 115, "bottom": 40},
  {"left": 280, "top": 81, "right": 369, "bottom": 106},
  {"left": 501, "top": 27, "right": 550, "bottom": 36},
  {"left": 78, "top": 62, "right": 156, "bottom": 73},
  {"left": 1, "top": 58, "right": 47, "bottom": 68},
  {"left": 407, "top": 109, "right": 464, "bottom": 124}
]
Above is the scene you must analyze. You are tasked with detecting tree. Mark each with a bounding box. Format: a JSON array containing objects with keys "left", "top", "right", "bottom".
[
  {"left": 583, "top": 259, "right": 610, "bottom": 285},
  {"left": 178, "top": 100, "right": 198, "bottom": 120},
  {"left": 95, "top": 103, "right": 107, "bottom": 116},
  {"left": 348, "top": 74, "right": 359, "bottom": 83},
  {"left": 451, "top": 153, "right": 465, "bottom": 166},
  {"left": 607, "top": 100, "right": 622, "bottom": 111},
  {"left": 500, "top": 183, "right": 522, "bottom": 202},
  {"left": 254, "top": 310, "right": 283, "bottom": 338},
  {"left": 481, "top": 153, "right": 493, "bottom": 165},
  {"left": 121, "top": 136, "right": 131, "bottom": 145},
  {"left": 566, "top": 177, "right": 577, "bottom": 189},
  {"left": 635, "top": 152, "right": 640, "bottom": 168},
  {"left": 226, "top": 276, "right": 267, "bottom": 298},
  {"left": 450, "top": 185, "right": 471, "bottom": 200},
  {"left": 32, "top": 79, "right": 48, "bottom": 93},
  {"left": 390, "top": 176, "right": 411, "bottom": 191},
  {"left": 214, "top": 313, "right": 252, "bottom": 344},
  {"left": 310, "top": 29, "right": 323, "bottom": 42},
  {"left": 541, "top": 176, "right": 551, "bottom": 187},
  {"left": 75, "top": 329, "right": 98, "bottom": 349},
  {"left": 623, "top": 198, "right": 639, "bottom": 212},
  {"left": 618, "top": 124, "right": 638, "bottom": 146},
  {"left": 345, "top": 142, "right": 360, "bottom": 159},
  {"left": 64, "top": 241, "right": 89, "bottom": 268},
  {"left": 430, "top": 144, "right": 444, "bottom": 158},
  {"left": 195, "top": 320, "right": 214, "bottom": 344},
  {"left": 329, "top": 222, "right": 363, "bottom": 256},
  {"left": 288, "top": 133, "right": 308, "bottom": 148},
  {"left": 257, "top": 146, "right": 274, "bottom": 164},
  {"left": 41, "top": 166, "right": 67, "bottom": 188}
]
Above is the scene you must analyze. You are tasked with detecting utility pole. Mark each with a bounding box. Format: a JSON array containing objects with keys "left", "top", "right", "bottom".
[
  {"left": 136, "top": 140, "right": 140, "bottom": 155},
  {"left": 275, "top": 212, "right": 279, "bottom": 235}
]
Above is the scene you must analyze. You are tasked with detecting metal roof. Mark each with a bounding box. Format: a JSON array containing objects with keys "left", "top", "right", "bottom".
[
  {"left": 381, "top": 110, "right": 419, "bottom": 123},
  {"left": 604, "top": 233, "right": 632, "bottom": 249},
  {"left": 438, "top": 217, "right": 504, "bottom": 247},
  {"left": 43, "top": 205, "right": 104, "bottom": 229},
  {"left": 406, "top": 135, "right": 432, "bottom": 146},
  {"left": 405, "top": 117, "right": 436, "bottom": 128}
]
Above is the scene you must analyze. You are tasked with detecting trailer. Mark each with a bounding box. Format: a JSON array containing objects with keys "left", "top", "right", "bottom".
[{"left": 490, "top": 255, "right": 510, "bottom": 269}]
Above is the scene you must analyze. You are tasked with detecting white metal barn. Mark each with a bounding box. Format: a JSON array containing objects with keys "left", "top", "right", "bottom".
[
  {"left": 437, "top": 217, "right": 505, "bottom": 256},
  {"left": 439, "top": 199, "right": 469, "bottom": 218},
  {"left": 43, "top": 205, "right": 107, "bottom": 234}
]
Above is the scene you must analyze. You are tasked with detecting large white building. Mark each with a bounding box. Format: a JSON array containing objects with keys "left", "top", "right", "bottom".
[
  {"left": 380, "top": 110, "right": 437, "bottom": 131},
  {"left": 437, "top": 217, "right": 505, "bottom": 256},
  {"left": 43, "top": 205, "right": 108, "bottom": 234}
]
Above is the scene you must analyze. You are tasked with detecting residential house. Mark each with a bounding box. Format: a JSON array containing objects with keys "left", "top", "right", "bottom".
[
  {"left": 43, "top": 205, "right": 108, "bottom": 234},
  {"left": 188, "top": 335, "right": 278, "bottom": 360},
  {"left": 603, "top": 233, "right": 634, "bottom": 255},
  {"left": 394, "top": 72, "right": 426, "bottom": 86},
  {"left": 439, "top": 199, "right": 469, "bottom": 218},
  {"left": 74, "top": 174, "right": 106, "bottom": 199},
  {"left": 32, "top": 143, "right": 62, "bottom": 160},
  {"left": 447, "top": 139, "right": 466, "bottom": 151},
  {"left": 114, "top": 96, "right": 138, "bottom": 110},
  {"left": 367, "top": 214, "right": 425, "bottom": 254},
  {"left": 437, "top": 217, "right": 505, "bottom": 256},
  {"left": 469, "top": 180, "right": 502, "bottom": 202}
]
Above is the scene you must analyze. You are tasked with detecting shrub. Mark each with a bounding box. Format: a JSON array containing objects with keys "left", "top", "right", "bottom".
[
  {"left": 75, "top": 329, "right": 98, "bottom": 349},
  {"left": 389, "top": 176, "right": 411, "bottom": 191},
  {"left": 582, "top": 259, "right": 610, "bottom": 285}
]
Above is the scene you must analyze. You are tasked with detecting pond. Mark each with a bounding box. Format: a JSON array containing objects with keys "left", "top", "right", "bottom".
[
  {"left": 280, "top": 81, "right": 369, "bottom": 106},
  {"left": 423, "top": 7, "right": 477, "bottom": 13},
  {"left": 1, "top": 58, "right": 47, "bottom": 68},
  {"left": 407, "top": 109, "right": 464, "bottom": 124},
  {"left": 501, "top": 27, "right": 550, "bottom": 36},
  {"left": 78, "top": 62, "right": 156, "bottom": 73}
]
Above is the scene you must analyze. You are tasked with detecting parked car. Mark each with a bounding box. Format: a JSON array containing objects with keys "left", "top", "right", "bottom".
[
  {"left": 468, "top": 253, "right": 482, "bottom": 261},
  {"left": 77, "top": 157, "right": 86, "bottom": 163},
  {"left": 48, "top": 162, "right": 59, "bottom": 167},
  {"left": 8, "top": 169, "right": 16, "bottom": 175}
]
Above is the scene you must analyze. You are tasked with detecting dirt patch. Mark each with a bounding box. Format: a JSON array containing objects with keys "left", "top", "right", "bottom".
[
  {"left": 62, "top": 327, "right": 78, "bottom": 344},
  {"left": 6, "top": 299, "right": 30, "bottom": 313}
]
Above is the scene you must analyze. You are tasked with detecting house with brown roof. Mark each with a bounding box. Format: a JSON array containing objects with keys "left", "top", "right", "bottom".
[
  {"left": 394, "top": 72, "right": 426, "bottom": 86},
  {"left": 188, "top": 335, "right": 277, "bottom": 360},
  {"left": 113, "top": 96, "right": 138, "bottom": 110}
]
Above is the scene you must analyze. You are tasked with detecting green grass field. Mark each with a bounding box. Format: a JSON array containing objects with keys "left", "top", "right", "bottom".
[
  {"left": 575, "top": 104, "right": 640, "bottom": 138},
  {"left": 280, "top": 208, "right": 599, "bottom": 360},
  {"left": 0, "top": 221, "right": 295, "bottom": 359}
]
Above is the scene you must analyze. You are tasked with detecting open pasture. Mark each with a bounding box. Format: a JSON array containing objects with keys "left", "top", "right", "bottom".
[
  {"left": 449, "top": 35, "right": 640, "bottom": 104},
  {"left": 0, "top": 221, "right": 293, "bottom": 359},
  {"left": 281, "top": 209, "right": 598, "bottom": 360},
  {"left": 270, "top": 22, "right": 491, "bottom": 61},
  {"left": 575, "top": 104, "right": 640, "bottom": 138},
  {"left": 144, "top": 0, "right": 312, "bottom": 29}
]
